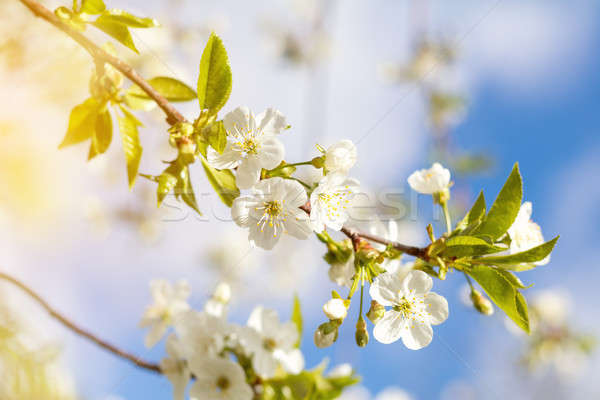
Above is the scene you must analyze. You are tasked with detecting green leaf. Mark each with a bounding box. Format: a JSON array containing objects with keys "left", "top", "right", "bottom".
[
  {"left": 197, "top": 33, "right": 232, "bottom": 114},
  {"left": 473, "top": 164, "right": 522, "bottom": 240},
  {"left": 80, "top": 0, "right": 105, "bottom": 14},
  {"left": 200, "top": 157, "right": 240, "bottom": 207},
  {"left": 203, "top": 120, "right": 227, "bottom": 154},
  {"left": 123, "top": 93, "right": 156, "bottom": 111},
  {"left": 117, "top": 106, "right": 143, "bottom": 189},
  {"left": 92, "top": 16, "right": 138, "bottom": 53},
  {"left": 442, "top": 235, "right": 505, "bottom": 258},
  {"left": 291, "top": 294, "right": 302, "bottom": 348},
  {"left": 59, "top": 98, "right": 100, "bottom": 148},
  {"left": 157, "top": 164, "right": 179, "bottom": 207},
  {"left": 92, "top": 108, "right": 113, "bottom": 155},
  {"left": 467, "top": 265, "right": 529, "bottom": 333},
  {"left": 175, "top": 166, "right": 202, "bottom": 215},
  {"left": 99, "top": 9, "right": 159, "bottom": 28},
  {"left": 127, "top": 77, "right": 197, "bottom": 102},
  {"left": 495, "top": 269, "right": 529, "bottom": 289},
  {"left": 477, "top": 236, "right": 559, "bottom": 267},
  {"left": 455, "top": 191, "right": 486, "bottom": 233}
]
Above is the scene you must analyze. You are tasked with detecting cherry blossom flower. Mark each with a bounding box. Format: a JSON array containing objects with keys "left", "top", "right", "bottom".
[
  {"left": 370, "top": 270, "right": 448, "bottom": 349},
  {"left": 407, "top": 162, "right": 451, "bottom": 195},
  {"left": 207, "top": 106, "right": 287, "bottom": 189},
  {"left": 139, "top": 280, "right": 191, "bottom": 348},
  {"left": 310, "top": 172, "right": 359, "bottom": 233},
  {"left": 507, "top": 201, "right": 549, "bottom": 265},
  {"left": 231, "top": 177, "right": 312, "bottom": 249},
  {"left": 160, "top": 335, "right": 190, "bottom": 400},
  {"left": 188, "top": 357, "right": 253, "bottom": 400},
  {"left": 242, "top": 306, "right": 304, "bottom": 378},
  {"left": 323, "top": 298, "right": 347, "bottom": 320},
  {"left": 324, "top": 140, "right": 357, "bottom": 174},
  {"left": 174, "top": 311, "right": 230, "bottom": 359}
]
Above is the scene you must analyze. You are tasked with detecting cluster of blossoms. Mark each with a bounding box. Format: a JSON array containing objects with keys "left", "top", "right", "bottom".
[
  {"left": 208, "top": 106, "right": 359, "bottom": 249},
  {"left": 139, "top": 280, "right": 358, "bottom": 400}
]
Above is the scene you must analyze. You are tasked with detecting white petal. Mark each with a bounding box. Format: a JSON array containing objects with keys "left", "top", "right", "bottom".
[
  {"left": 258, "top": 136, "right": 285, "bottom": 170},
  {"left": 402, "top": 270, "right": 432, "bottom": 296},
  {"left": 279, "top": 178, "right": 308, "bottom": 207},
  {"left": 256, "top": 108, "right": 287, "bottom": 135},
  {"left": 373, "top": 310, "right": 405, "bottom": 344},
  {"left": 231, "top": 195, "right": 254, "bottom": 227},
  {"left": 236, "top": 156, "right": 262, "bottom": 189},
  {"left": 145, "top": 321, "right": 167, "bottom": 348},
  {"left": 276, "top": 348, "right": 304, "bottom": 374},
  {"left": 401, "top": 322, "right": 433, "bottom": 350},
  {"left": 207, "top": 142, "right": 241, "bottom": 169},
  {"left": 369, "top": 272, "right": 403, "bottom": 306},
  {"left": 249, "top": 219, "right": 280, "bottom": 249},
  {"left": 283, "top": 208, "right": 312, "bottom": 239},
  {"left": 424, "top": 292, "right": 449, "bottom": 325},
  {"left": 224, "top": 106, "right": 252, "bottom": 134},
  {"left": 252, "top": 349, "right": 278, "bottom": 378}
]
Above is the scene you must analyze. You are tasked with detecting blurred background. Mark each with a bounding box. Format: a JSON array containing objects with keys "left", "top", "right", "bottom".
[{"left": 1, "top": 0, "right": 599, "bottom": 399}]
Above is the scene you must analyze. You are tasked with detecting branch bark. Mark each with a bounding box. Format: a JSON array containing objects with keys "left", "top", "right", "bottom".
[
  {"left": 18, "top": 0, "right": 186, "bottom": 125},
  {"left": 0, "top": 272, "right": 161, "bottom": 374}
]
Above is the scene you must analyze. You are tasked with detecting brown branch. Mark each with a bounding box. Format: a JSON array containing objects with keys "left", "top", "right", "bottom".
[
  {"left": 0, "top": 271, "right": 161, "bottom": 374},
  {"left": 18, "top": 0, "right": 186, "bottom": 126}
]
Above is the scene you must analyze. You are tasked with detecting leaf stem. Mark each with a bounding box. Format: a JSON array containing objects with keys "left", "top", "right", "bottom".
[{"left": 0, "top": 271, "right": 161, "bottom": 374}]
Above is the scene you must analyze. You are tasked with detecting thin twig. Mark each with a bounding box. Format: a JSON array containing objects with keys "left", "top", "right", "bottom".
[
  {"left": 0, "top": 271, "right": 161, "bottom": 374},
  {"left": 17, "top": 0, "right": 186, "bottom": 126}
]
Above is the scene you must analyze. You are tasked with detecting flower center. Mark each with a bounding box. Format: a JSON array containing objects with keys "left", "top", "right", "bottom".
[
  {"left": 240, "top": 137, "right": 259, "bottom": 154},
  {"left": 264, "top": 201, "right": 282, "bottom": 217},
  {"left": 393, "top": 294, "right": 430, "bottom": 326},
  {"left": 393, "top": 298, "right": 414, "bottom": 318},
  {"left": 216, "top": 376, "right": 230, "bottom": 391},
  {"left": 255, "top": 200, "right": 288, "bottom": 237},
  {"left": 263, "top": 337, "right": 277, "bottom": 352},
  {"left": 318, "top": 186, "right": 353, "bottom": 220}
]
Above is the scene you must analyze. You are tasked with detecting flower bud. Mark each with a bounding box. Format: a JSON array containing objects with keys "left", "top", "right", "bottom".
[
  {"left": 355, "top": 318, "right": 369, "bottom": 347},
  {"left": 323, "top": 298, "right": 347, "bottom": 320},
  {"left": 366, "top": 300, "right": 385, "bottom": 324},
  {"left": 314, "top": 324, "right": 338, "bottom": 348},
  {"left": 311, "top": 156, "right": 325, "bottom": 169},
  {"left": 470, "top": 289, "right": 494, "bottom": 316},
  {"left": 324, "top": 140, "right": 357, "bottom": 174}
]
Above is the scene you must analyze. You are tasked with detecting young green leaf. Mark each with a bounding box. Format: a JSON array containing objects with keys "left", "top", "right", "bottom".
[
  {"left": 441, "top": 235, "right": 505, "bottom": 258},
  {"left": 80, "top": 0, "right": 106, "bottom": 14},
  {"left": 455, "top": 191, "right": 486, "bottom": 233},
  {"left": 157, "top": 164, "right": 179, "bottom": 207},
  {"left": 202, "top": 120, "right": 227, "bottom": 154},
  {"left": 59, "top": 98, "right": 100, "bottom": 148},
  {"left": 200, "top": 158, "right": 240, "bottom": 207},
  {"left": 99, "top": 9, "right": 159, "bottom": 28},
  {"left": 127, "top": 77, "right": 197, "bottom": 102},
  {"left": 477, "top": 236, "right": 559, "bottom": 267},
  {"left": 117, "top": 106, "right": 143, "bottom": 189},
  {"left": 92, "top": 17, "right": 138, "bottom": 53},
  {"left": 291, "top": 294, "right": 302, "bottom": 348},
  {"left": 473, "top": 164, "right": 522, "bottom": 240},
  {"left": 197, "top": 33, "right": 232, "bottom": 114},
  {"left": 175, "top": 166, "right": 202, "bottom": 215},
  {"left": 467, "top": 265, "right": 529, "bottom": 333}
]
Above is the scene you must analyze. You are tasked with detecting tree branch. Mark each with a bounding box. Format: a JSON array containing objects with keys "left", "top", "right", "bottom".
[
  {"left": 0, "top": 271, "right": 161, "bottom": 374},
  {"left": 18, "top": 0, "right": 186, "bottom": 126}
]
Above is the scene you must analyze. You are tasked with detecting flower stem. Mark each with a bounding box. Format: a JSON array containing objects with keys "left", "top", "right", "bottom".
[
  {"left": 286, "top": 161, "right": 313, "bottom": 167},
  {"left": 289, "top": 177, "right": 311, "bottom": 189},
  {"left": 464, "top": 272, "right": 474, "bottom": 290},
  {"left": 441, "top": 201, "right": 452, "bottom": 235}
]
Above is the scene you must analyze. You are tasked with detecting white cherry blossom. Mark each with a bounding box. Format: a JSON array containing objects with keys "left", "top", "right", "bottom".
[
  {"left": 507, "top": 201, "right": 549, "bottom": 265},
  {"left": 310, "top": 172, "right": 359, "bottom": 233},
  {"left": 323, "top": 298, "right": 347, "bottom": 320},
  {"left": 231, "top": 177, "right": 312, "bottom": 249},
  {"left": 204, "top": 282, "right": 232, "bottom": 319},
  {"left": 139, "top": 279, "right": 191, "bottom": 348},
  {"left": 324, "top": 140, "right": 357, "bottom": 174},
  {"left": 370, "top": 270, "right": 448, "bottom": 349},
  {"left": 189, "top": 357, "right": 253, "bottom": 400},
  {"left": 207, "top": 106, "right": 287, "bottom": 189},
  {"left": 160, "top": 335, "right": 190, "bottom": 400},
  {"left": 174, "top": 310, "right": 230, "bottom": 359},
  {"left": 407, "top": 162, "right": 451, "bottom": 195},
  {"left": 328, "top": 256, "right": 355, "bottom": 288},
  {"left": 243, "top": 306, "right": 304, "bottom": 378}
]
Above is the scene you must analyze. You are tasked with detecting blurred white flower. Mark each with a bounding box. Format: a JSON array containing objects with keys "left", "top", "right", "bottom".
[
  {"left": 328, "top": 363, "right": 353, "bottom": 378},
  {"left": 160, "top": 335, "right": 190, "bottom": 400},
  {"left": 323, "top": 298, "right": 347, "bottom": 320},
  {"left": 531, "top": 289, "right": 570, "bottom": 327},
  {"left": 207, "top": 106, "right": 287, "bottom": 189},
  {"left": 324, "top": 140, "right": 357, "bottom": 174},
  {"left": 188, "top": 357, "right": 253, "bottom": 400},
  {"left": 375, "top": 387, "right": 414, "bottom": 400},
  {"left": 204, "top": 282, "right": 232, "bottom": 319},
  {"left": 232, "top": 177, "right": 311, "bottom": 249},
  {"left": 174, "top": 311, "right": 230, "bottom": 359},
  {"left": 407, "top": 162, "right": 451, "bottom": 195},
  {"left": 507, "top": 201, "right": 549, "bottom": 265},
  {"left": 139, "top": 280, "right": 191, "bottom": 348},
  {"left": 243, "top": 306, "right": 304, "bottom": 378},
  {"left": 370, "top": 270, "right": 448, "bottom": 349},
  {"left": 310, "top": 173, "right": 359, "bottom": 232},
  {"left": 328, "top": 254, "right": 355, "bottom": 287}
]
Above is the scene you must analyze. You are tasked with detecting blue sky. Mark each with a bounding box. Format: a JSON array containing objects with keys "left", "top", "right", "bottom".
[{"left": 2, "top": 0, "right": 600, "bottom": 399}]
